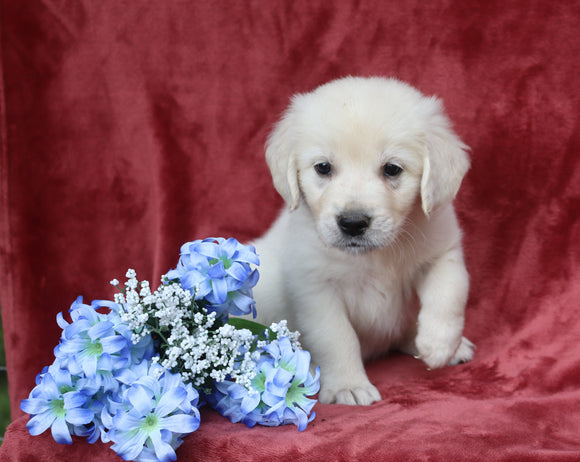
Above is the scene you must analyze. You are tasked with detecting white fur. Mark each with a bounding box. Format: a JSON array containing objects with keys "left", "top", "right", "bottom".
[{"left": 250, "top": 77, "right": 474, "bottom": 405}]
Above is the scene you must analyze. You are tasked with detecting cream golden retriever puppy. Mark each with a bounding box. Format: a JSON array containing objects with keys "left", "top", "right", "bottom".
[{"left": 251, "top": 76, "right": 474, "bottom": 406}]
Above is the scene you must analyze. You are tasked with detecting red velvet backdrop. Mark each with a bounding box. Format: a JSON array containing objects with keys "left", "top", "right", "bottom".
[{"left": 1, "top": 1, "right": 580, "bottom": 460}]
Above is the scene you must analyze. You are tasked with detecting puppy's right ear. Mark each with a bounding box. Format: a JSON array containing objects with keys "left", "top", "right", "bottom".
[
  {"left": 265, "top": 104, "right": 301, "bottom": 210},
  {"left": 420, "top": 97, "right": 470, "bottom": 217}
]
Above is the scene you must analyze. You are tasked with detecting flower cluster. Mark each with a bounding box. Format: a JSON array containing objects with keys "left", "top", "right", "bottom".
[
  {"left": 165, "top": 237, "right": 260, "bottom": 320},
  {"left": 21, "top": 296, "right": 199, "bottom": 462},
  {"left": 113, "top": 273, "right": 258, "bottom": 392},
  {"left": 21, "top": 237, "right": 320, "bottom": 462},
  {"left": 102, "top": 362, "right": 200, "bottom": 462},
  {"left": 209, "top": 337, "right": 320, "bottom": 431}
]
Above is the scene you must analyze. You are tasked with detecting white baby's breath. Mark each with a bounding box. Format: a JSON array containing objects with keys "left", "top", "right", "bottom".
[
  {"left": 255, "top": 319, "right": 302, "bottom": 351},
  {"left": 114, "top": 270, "right": 264, "bottom": 392}
]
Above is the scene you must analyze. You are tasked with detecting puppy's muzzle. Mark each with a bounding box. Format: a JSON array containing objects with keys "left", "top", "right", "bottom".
[{"left": 337, "top": 212, "right": 371, "bottom": 237}]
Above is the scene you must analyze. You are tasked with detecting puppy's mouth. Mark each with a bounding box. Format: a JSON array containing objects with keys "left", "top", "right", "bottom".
[{"left": 335, "top": 237, "right": 382, "bottom": 254}]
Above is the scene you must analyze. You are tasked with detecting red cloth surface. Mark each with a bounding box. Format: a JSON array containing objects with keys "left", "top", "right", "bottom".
[{"left": 1, "top": 1, "right": 579, "bottom": 460}]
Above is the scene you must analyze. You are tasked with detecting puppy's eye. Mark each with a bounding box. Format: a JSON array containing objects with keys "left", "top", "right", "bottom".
[
  {"left": 383, "top": 163, "right": 403, "bottom": 178},
  {"left": 314, "top": 162, "right": 332, "bottom": 176}
]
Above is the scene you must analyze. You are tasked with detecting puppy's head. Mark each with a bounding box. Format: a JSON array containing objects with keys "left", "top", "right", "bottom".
[{"left": 266, "top": 77, "right": 469, "bottom": 253}]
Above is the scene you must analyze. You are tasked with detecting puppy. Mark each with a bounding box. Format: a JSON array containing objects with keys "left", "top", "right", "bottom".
[{"left": 251, "top": 76, "right": 474, "bottom": 406}]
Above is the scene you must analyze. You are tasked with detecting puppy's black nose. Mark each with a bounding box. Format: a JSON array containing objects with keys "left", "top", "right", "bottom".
[{"left": 337, "top": 213, "right": 371, "bottom": 237}]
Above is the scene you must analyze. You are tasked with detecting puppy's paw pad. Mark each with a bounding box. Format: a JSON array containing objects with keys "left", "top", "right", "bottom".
[
  {"left": 319, "top": 383, "right": 381, "bottom": 406},
  {"left": 449, "top": 336, "right": 475, "bottom": 365}
]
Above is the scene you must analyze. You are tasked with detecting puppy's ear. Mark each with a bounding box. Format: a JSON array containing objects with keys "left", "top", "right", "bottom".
[
  {"left": 265, "top": 103, "right": 301, "bottom": 210},
  {"left": 420, "top": 97, "right": 470, "bottom": 216}
]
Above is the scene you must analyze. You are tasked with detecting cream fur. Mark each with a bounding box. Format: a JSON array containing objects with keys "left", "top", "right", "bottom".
[{"left": 250, "top": 77, "right": 474, "bottom": 405}]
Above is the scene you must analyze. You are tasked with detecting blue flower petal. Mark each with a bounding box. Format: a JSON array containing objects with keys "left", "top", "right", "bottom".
[
  {"left": 149, "top": 429, "right": 177, "bottom": 462},
  {"left": 40, "top": 373, "right": 60, "bottom": 398},
  {"left": 233, "top": 244, "right": 260, "bottom": 265},
  {"left": 164, "top": 267, "right": 182, "bottom": 281},
  {"left": 261, "top": 390, "right": 286, "bottom": 411},
  {"left": 66, "top": 407, "right": 94, "bottom": 426},
  {"left": 304, "top": 367, "right": 321, "bottom": 395},
  {"left": 85, "top": 423, "right": 102, "bottom": 444},
  {"left": 26, "top": 410, "right": 56, "bottom": 436},
  {"left": 179, "top": 241, "right": 194, "bottom": 255},
  {"left": 228, "top": 291, "right": 255, "bottom": 316},
  {"left": 51, "top": 417, "right": 73, "bottom": 445},
  {"left": 112, "top": 429, "right": 148, "bottom": 461},
  {"left": 21, "top": 398, "right": 49, "bottom": 415},
  {"left": 160, "top": 413, "right": 200, "bottom": 434},
  {"left": 63, "top": 391, "right": 88, "bottom": 410},
  {"left": 137, "top": 375, "right": 160, "bottom": 394},
  {"left": 207, "top": 260, "right": 227, "bottom": 279},
  {"left": 91, "top": 299, "right": 121, "bottom": 313},
  {"left": 293, "top": 350, "right": 311, "bottom": 384},
  {"left": 159, "top": 370, "right": 181, "bottom": 392},
  {"left": 179, "top": 272, "right": 199, "bottom": 293},
  {"left": 69, "top": 296, "right": 86, "bottom": 312},
  {"left": 214, "top": 381, "right": 233, "bottom": 395},
  {"left": 240, "top": 392, "right": 261, "bottom": 414},
  {"left": 226, "top": 261, "right": 248, "bottom": 282},
  {"left": 226, "top": 383, "right": 248, "bottom": 400},
  {"left": 87, "top": 320, "right": 114, "bottom": 341},
  {"left": 58, "top": 337, "right": 85, "bottom": 355},
  {"left": 210, "top": 277, "right": 228, "bottom": 305},
  {"left": 192, "top": 241, "right": 217, "bottom": 259},
  {"left": 100, "top": 335, "right": 128, "bottom": 354},
  {"left": 99, "top": 370, "right": 118, "bottom": 392},
  {"left": 287, "top": 406, "right": 310, "bottom": 432},
  {"left": 82, "top": 354, "right": 98, "bottom": 378},
  {"left": 155, "top": 387, "right": 186, "bottom": 418},
  {"left": 245, "top": 268, "right": 260, "bottom": 288},
  {"left": 63, "top": 320, "right": 91, "bottom": 339},
  {"left": 183, "top": 268, "right": 207, "bottom": 286},
  {"left": 128, "top": 385, "right": 154, "bottom": 416},
  {"left": 193, "top": 279, "right": 212, "bottom": 299},
  {"left": 271, "top": 364, "right": 294, "bottom": 385},
  {"left": 56, "top": 312, "right": 69, "bottom": 329},
  {"left": 113, "top": 413, "right": 143, "bottom": 433}
]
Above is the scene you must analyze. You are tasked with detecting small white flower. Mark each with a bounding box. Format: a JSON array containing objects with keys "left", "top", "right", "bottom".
[{"left": 110, "top": 272, "right": 280, "bottom": 394}]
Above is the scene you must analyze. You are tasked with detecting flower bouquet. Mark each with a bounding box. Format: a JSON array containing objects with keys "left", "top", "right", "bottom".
[{"left": 21, "top": 237, "right": 320, "bottom": 462}]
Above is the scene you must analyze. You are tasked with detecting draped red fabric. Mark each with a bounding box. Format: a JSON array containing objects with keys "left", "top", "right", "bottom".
[{"left": 1, "top": 1, "right": 579, "bottom": 460}]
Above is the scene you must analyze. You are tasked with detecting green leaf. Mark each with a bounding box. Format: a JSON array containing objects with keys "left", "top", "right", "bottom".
[{"left": 227, "top": 318, "right": 269, "bottom": 338}]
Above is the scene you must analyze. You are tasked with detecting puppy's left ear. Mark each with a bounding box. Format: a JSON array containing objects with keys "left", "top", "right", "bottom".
[
  {"left": 265, "top": 99, "right": 301, "bottom": 210},
  {"left": 420, "top": 97, "right": 470, "bottom": 216}
]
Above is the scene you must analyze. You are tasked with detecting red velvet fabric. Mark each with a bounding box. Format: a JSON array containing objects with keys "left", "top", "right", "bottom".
[{"left": 1, "top": 1, "right": 579, "bottom": 460}]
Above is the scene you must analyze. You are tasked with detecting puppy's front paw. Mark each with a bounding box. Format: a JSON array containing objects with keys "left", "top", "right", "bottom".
[
  {"left": 319, "top": 380, "right": 381, "bottom": 406},
  {"left": 415, "top": 319, "right": 470, "bottom": 369},
  {"left": 416, "top": 332, "right": 475, "bottom": 369},
  {"left": 449, "top": 336, "right": 475, "bottom": 365}
]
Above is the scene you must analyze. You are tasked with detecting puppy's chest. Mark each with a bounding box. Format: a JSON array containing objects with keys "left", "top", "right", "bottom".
[{"left": 335, "top": 261, "right": 416, "bottom": 348}]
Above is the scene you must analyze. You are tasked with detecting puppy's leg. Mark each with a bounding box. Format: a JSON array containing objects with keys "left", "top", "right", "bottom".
[
  {"left": 294, "top": 290, "right": 381, "bottom": 406},
  {"left": 414, "top": 246, "right": 474, "bottom": 369}
]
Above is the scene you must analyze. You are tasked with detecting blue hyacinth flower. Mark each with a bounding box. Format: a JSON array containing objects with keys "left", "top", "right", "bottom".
[
  {"left": 258, "top": 338, "right": 320, "bottom": 431},
  {"left": 165, "top": 237, "right": 260, "bottom": 320},
  {"left": 209, "top": 337, "right": 320, "bottom": 431},
  {"left": 105, "top": 363, "right": 200, "bottom": 462},
  {"left": 54, "top": 297, "right": 133, "bottom": 379},
  {"left": 20, "top": 367, "right": 95, "bottom": 444}
]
